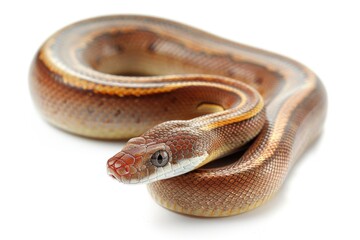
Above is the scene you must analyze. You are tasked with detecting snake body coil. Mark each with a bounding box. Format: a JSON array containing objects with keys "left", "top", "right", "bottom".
[{"left": 30, "top": 15, "right": 327, "bottom": 217}]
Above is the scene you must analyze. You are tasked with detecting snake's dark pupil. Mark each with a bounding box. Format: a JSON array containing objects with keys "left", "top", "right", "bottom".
[{"left": 157, "top": 155, "right": 163, "bottom": 164}]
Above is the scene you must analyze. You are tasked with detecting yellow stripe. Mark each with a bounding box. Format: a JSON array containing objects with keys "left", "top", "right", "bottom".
[
  {"left": 39, "top": 50, "right": 180, "bottom": 96},
  {"left": 200, "top": 98, "right": 264, "bottom": 131}
]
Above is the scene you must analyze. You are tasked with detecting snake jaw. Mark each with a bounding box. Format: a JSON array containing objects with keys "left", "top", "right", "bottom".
[{"left": 142, "top": 153, "right": 209, "bottom": 183}]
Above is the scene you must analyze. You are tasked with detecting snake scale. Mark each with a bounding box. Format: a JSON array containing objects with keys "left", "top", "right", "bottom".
[{"left": 29, "top": 15, "right": 327, "bottom": 217}]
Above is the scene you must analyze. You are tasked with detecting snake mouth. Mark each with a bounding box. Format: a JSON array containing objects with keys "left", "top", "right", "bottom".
[
  {"left": 107, "top": 167, "right": 134, "bottom": 184},
  {"left": 107, "top": 162, "right": 145, "bottom": 184}
]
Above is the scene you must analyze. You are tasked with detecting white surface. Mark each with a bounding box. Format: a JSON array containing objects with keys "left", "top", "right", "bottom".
[{"left": 1, "top": 1, "right": 359, "bottom": 239}]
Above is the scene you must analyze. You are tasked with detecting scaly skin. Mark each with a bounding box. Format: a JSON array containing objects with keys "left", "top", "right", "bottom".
[{"left": 29, "top": 15, "right": 327, "bottom": 217}]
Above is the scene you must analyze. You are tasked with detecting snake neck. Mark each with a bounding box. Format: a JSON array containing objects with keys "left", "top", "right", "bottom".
[{"left": 188, "top": 107, "right": 266, "bottom": 167}]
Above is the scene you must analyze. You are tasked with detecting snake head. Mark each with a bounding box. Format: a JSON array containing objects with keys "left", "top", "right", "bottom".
[{"left": 107, "top": 121, "right": 209, "bottom": 184}]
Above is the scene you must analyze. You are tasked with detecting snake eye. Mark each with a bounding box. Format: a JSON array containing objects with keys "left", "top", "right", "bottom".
[{"left": 150, "top": 150, "right": 169, "bottom": 167}]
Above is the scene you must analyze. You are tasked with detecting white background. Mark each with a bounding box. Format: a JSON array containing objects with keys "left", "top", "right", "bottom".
[{"left": 1, "top": 1, "right": 359, "bottom": 239}]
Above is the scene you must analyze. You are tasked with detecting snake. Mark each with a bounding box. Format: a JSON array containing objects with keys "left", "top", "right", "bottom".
[{"left": 29, "top": 15, "right": 327, "bottom": 217}]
